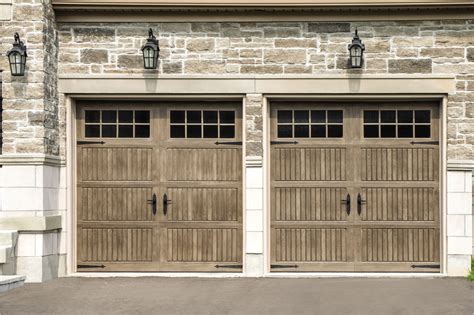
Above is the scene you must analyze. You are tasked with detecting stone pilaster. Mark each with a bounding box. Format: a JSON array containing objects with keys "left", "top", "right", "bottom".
[{"left": 244, "top": 94, "right": 264, "bottom": 276}]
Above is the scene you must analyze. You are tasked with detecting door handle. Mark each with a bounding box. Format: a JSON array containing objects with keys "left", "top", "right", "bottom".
[
  {"left": 357, "top": 193, "right": 366, "bottom": 215},
  {"left": 147, "top": 193, "right": 157, "bottom": 216},
  {"left": 341, "top": 193, "right": 351, "bottom": 215},
  {"left": 163, "top": 193, "right": 172, "bottom": 215}
]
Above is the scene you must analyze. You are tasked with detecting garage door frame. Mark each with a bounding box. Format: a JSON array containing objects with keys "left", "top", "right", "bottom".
[
  {"left": 69, "top": 95, "right": 247, "bottom": 274},
  {"left": 264, "top": 95, "right": 447, "bottom": 274}
]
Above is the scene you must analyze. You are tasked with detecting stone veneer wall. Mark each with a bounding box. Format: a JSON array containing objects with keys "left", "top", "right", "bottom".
[
  {"left": 56, "top": 21, "right": 474, "bottom": 160},
  {"left": 0, "top": 0, "right": 59, "bottom": 155}
]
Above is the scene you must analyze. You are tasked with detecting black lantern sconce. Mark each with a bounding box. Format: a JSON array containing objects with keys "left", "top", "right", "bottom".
[
  {"left": 7, "top": 33, "right": 27, "bottom": 76},
  {"left": 141, "top": 28, "right": 160, "bottom": 70},
  {"left": 348, "top": 29, "right": 365, "bottom": 68}
]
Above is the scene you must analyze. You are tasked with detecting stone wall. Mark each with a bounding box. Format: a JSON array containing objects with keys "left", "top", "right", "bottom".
[
  {"left": 56, "top": 21, "right": 474, "bottom": 160},
  {"left": 0, "top": 0, "right": 59, "bottom": 156}
]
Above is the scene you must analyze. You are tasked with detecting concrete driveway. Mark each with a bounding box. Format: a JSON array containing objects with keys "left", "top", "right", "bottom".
[{"left": 0, "top": 277, "right": 473, "bottom": 314}]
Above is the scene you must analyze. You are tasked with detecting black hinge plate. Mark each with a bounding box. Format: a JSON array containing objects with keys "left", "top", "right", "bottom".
[
  {"left": 271, "top": 264, "right": 299, "bottom": 269},
  {"left": 410, "top": 264, "right": 440, "bottom": 269},
  {"left": 77, "top": 140, "right": 105, "bottom": 145},
  {"left": 410, "top": 141, "right": 439, "bottom": 145},
  {"left": 270, "top": 141, "right": 298, "bottom": 145},
  {"left": 214, "top": 264, "right": 243, "bottom": 269},
  {"left": 214, "top": 141, "right": 243, "bottom": 145},
  {"left": 77, "top": 264, "right": 106, "bottom": 269}
]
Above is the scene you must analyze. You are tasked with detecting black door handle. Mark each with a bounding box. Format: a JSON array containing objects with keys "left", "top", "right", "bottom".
[
  {"left": 357, "top": 193, "right": 366, "bottom": 215},
  {"left": 147, "top": 193, "right": 157, "bottom": 216},
  {"left": 341, "top": 193, "right": 351, "bottom": 215},
  {"left": 163, "top": 193, "right": 172, "bottom": 215}
]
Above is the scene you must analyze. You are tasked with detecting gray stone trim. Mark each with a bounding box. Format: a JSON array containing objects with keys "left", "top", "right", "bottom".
[
  {"left": 0, "top": 155, "right": 65, "bottom": 167},
  {"left": 0, "top": 216, "right": 62, "bottom": 232},
  {"left": 447, "top": 160, "right": 474, "bottom": 171}
]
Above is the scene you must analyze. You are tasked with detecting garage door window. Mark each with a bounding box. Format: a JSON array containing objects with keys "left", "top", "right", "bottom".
[
  {"left": 170, "top": 110, "right": 235, "bottom": 139},
  {"left": 85, "top": 110, "right": 150, "bottom": 138},
  {"left": 363, "top": 110, "right": 431, "bottom": 138},
  {"left": 277, "top": 109, "right": 343, "bottom": 138}
]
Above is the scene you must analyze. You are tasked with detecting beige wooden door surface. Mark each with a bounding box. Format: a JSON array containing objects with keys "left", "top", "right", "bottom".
[
  {"left": 270, "top": 101, "right": 440, "bottom": 273},
  {"left": 76, "top": 101, "right": 243, "bottom": 272}
]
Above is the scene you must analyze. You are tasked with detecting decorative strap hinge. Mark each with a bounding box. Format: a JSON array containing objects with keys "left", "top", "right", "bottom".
[
  {"left": 410, "top": 141, "right": 439, "bottom": 145},
  {"left": 214, "top": 264, "right": 243, "bottom": 269},
  {"left": 77, "top": 140, "right": 105, "bottom": 145},
  {"left": 214, "top": 141, "right": 243, "bottom": 145},
  {"left": 270, "top": 141, "right": 298, "bottom": 145},
  {"left": 410, "top": 264, "right": 440, "bottom": 269},
  {"left": 271, "top": 264, "right": 299, "bottom": 269},
  {"left": 77, "top": 264, "right": 106, "bottom": 269}
]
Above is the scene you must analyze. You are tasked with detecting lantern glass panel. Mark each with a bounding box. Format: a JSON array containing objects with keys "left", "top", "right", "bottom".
[
  {"left": 143, "top": 47, "right": 157, "bottom": 69},
  {"left": 8, "top": 51, "right": 26, "bottom": 76},
  {"left": 350, "top": 46, "right": 362, "bottom": 68}
]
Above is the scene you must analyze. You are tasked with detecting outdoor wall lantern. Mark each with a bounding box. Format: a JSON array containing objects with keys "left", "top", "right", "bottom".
[
  {"left": 348, "top": 29, "right": 365, "bottom": 68},
  {"left": 7, "top": 33, "right": 27, "bottom": 76},
  {"left": 141, "top": 28, "right": 160, "bottom": 70}
]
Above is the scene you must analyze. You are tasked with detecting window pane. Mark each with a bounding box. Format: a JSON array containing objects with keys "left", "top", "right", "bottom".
[
  {"left": 311, "top": 125, "right": 326, "bottom": 138},
  {"left": 187, "top": 125, "right": 202, "bottom": 138},
  {"left": 328, "top": 110, "right": 343, "bottom": 123},
  {"left": 294, "top": 125, "right": 309, "bottom": 138},
  {"left": 415, "top": 125, "right": 431, "bottom": 138},
  {"left": 102, "top": 111, "right": 117, "bottom": 123},
  {"left": 311, "top": 110, "right": 326, "bottom": 123},
  {"left": 277, "top": 111, "right": 292, "bottom": 124},
  {"left": 220, "top": 126, "right": 235, "bottom": 138},
  {"left": 220, "top": 111, "right": 235, "bottom": 124},
  {"left": 381, "top": 111, "right": 396, "bottom": 123},
  {"left": 170, "top": 125, "right": 185, "bottom": 138},
  {"left": 170, "top": 111, "right": 185, "bottom": 124},
  {"left": 278, "top": 125, "right": 292, "bottom": 138},
  {"left": 135, "top": 111, "right": 150, "bottom": 124},
  {"left": 135, "top": 125, "right": 150, "bottom": 138},
  {"left": 203, "top": 111, "right": 218, "bottom": 124},
  {"left": 398, "top": 110, "right": 413, "bottom": 123},
  {"left": 364, "top": 111, "right": 378, "bottom": 123},
  {"left": 85, "top": 125, "right": 100, "bottom": 137},
  {"left": 187, "top": 111, "right": 201, "bottom": 124},
  {"left": 119, "top": 111, "right": 133, "bottom": 123},
  {"left": 398, "top": 125, "right": 413, "bottom": 138},
  {"left": 85, "top": 110, "right": 100, "bottom": 123},
  {"left": 415, "top": 110, "right": 430, "bottom": 123},
  {"left": 204, "top": 125, "right": 218, "bottom": 138},
  {"left": 381, "top": 125, "right": 396, "bottom": 138},
  {"left": 364, "top": 125, "right": 379, "bottom": 138},
  {"left": 328, "top": 125, "right": 343, "bottom": 138},
  {"left": 102, "top": 125, "right": 116, "bottom": 138},
  {"left": 294, "top": 110, "right": 309, "bottom": 123},
  {"left": 119, "top": 125, "right": 133, "bottom": 138}
]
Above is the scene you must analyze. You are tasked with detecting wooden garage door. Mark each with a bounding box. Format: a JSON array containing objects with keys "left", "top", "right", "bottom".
[
  {"left": 76, "top": 101, "right": 243, "bottom": 272},
  {"left": 270, "top": 102, "right": 440, "bottom": 272}
]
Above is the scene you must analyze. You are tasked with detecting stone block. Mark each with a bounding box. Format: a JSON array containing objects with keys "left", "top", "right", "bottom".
[
  {"left": 186, "top": 38, "right": 215, "bottom": 52},
  {"left": 447, "top": 236, "right": 472, "bottom": 255},
  {"left": 246, "top": 231, "right": 263, "bottom": 254},
  {"left": 274, "top": 38, "right": 316, "bottom": 48},
  {"left": 241, "top": 65, "right": 282, "bottom": 74},
  {"left": 435, "top": 31, "right": 474, "bottom": 47},
  {"left": 246, "top": 188, "right": 263, "bottom": 210},
  {"left": 184, "top": 60, "right": 225, "bottom": 73},
  {"left": 447, "top": 215, "right": 466, "bottom": 236},
  {"left": 117, "top": 55, "right": 142, "bottom": 69},
  {"left": 162, "top": 61, "right": 182, "bottom": 74},
  {"left": 246, "top": 210, "right": 263, "bottom": 232},
  {"left": 388, "top": 59, "right": 432, "bottom": 74},
  {"left": 468, "top": 48, "right": 474, "bottom": 62},
  {"left": 264, "top": 49, "right": 306, "bottom": 64},
  {"left": 263, "top": 27, "right": 301, "bottom": 38},
  {"left": 420, "top": 48, "right": 465, "bottom": 58},
  {"left": 81, "top": 49, "right": 108, "bottom": 64},
  {"left": 308, "top": 22, "right": 350, "bottom": 33},
  {"left": 447, "top": 255, "right": 471, "bottom": 276},
  {"left": 245, "top": 254, "right": 264, "bottom": 277},
  {"left": 74, "top": 28, "right": 115, "bottom": 42},
  {"left": 447, "top": 192, "right": 472, "bottom": 214}
]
